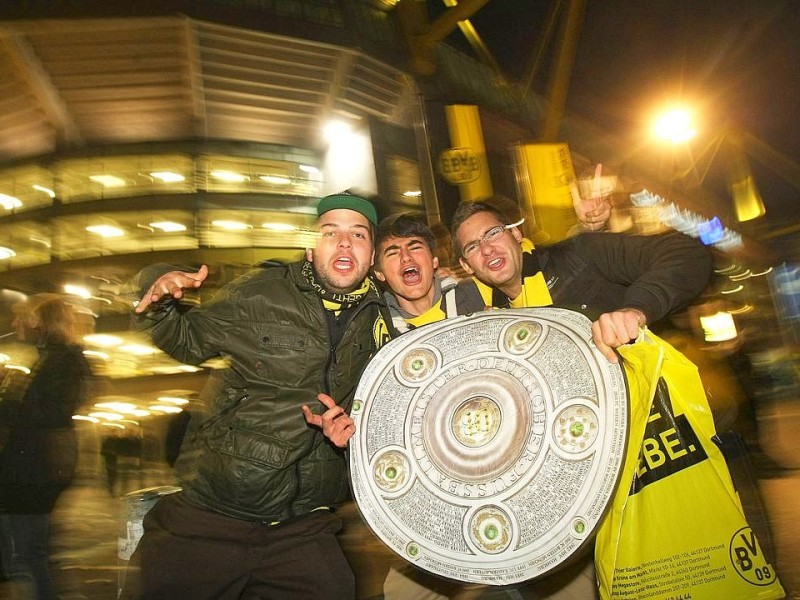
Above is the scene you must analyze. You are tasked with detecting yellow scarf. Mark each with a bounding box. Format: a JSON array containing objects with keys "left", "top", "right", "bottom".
[
  {"left": 301, "top": 260, "right": 372, "bottom": 315},
  {"left": 473, "top": 239, "right": 553, "bottom": 308},
  {"left": 405, "top": 300, "right": 447, "bottom": 329}
]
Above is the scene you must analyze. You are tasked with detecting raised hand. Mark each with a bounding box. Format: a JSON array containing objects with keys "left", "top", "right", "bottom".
[{"left": 135, "top": 265, "right": 209, "bottom": 313}]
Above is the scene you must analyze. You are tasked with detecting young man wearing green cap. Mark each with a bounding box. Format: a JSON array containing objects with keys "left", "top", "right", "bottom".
[{"left": 123, "top": 191, "right": 390, "bottom": 599}]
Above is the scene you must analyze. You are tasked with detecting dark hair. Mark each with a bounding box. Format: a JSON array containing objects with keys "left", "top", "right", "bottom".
[
  {"left": 449, "top": 201, "right": 511, "bottom": 256},
  {"left": 375, "top": 213, "right": 436, "bottom": 261}
]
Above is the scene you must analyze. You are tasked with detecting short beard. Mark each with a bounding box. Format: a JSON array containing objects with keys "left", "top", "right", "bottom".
[{"left": 314, "top": 263, "right": 365, "bottom": 294}]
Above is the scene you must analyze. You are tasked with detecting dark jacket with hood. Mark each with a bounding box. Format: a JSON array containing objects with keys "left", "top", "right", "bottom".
[{"left": 133, "top": 260, "right": 390, "bottom": 522}]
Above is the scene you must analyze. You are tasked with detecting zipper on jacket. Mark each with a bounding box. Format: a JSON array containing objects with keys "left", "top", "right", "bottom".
[{"left": 320, "top": 293, "right": 377, "bottom": 396}]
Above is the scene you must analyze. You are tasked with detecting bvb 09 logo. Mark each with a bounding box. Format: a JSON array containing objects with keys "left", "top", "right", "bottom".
[
  {"left": 730, "top": 526, "right": 777, "bottom": 586},
  {"left": 439, "top": 147, "right": 481, "bottom": 185}
]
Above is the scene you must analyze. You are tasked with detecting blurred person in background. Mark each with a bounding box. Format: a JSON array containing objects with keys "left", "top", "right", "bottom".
[
  {"left": 571, "top": 165, "right": 615, "bottom": 234},
  {"left": 100, "top": 427, "right": 121, "bottom": 496},
  {"left": 0, "top": 294, "right": 93, "bottom": 600}
]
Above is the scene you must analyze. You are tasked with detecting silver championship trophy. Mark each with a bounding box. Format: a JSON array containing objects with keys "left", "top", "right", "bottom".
[{"left": 348, "top": 308, "right": 629, "bottom": 585}]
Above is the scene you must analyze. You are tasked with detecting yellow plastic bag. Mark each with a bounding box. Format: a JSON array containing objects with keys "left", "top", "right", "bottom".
[{"left": 595, "top": 331, "right": 784, "bottom": 600}]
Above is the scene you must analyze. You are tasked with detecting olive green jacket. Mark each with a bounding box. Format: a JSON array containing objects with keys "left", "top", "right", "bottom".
[{"left": 133, "top": 261, "right": 390, "bottom": 521}]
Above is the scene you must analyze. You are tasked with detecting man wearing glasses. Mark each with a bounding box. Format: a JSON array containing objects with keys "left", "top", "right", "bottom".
[
  {"left": 451, "top": 199, "right": 713, "bottom": 362},
  {"left": 448, "top": 200, "right": 712, "bottom": 598}
]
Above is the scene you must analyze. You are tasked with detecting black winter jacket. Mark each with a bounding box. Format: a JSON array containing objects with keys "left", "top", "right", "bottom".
[
  {"left": 475, "top": 231, "right": 713, "bottom": 323},
  {"left": 0, "top": 343, "right": 91, "bottom": 513},
  {"left": 133, "top": 261, "right": 390, "bottom": 522}
]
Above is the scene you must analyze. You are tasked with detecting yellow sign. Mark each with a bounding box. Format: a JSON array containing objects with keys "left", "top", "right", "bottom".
[
  {"left": 443, "top": 105, "right": 493, "bottom": 200},
  {"left": 515, "top": 143, "right": 577, "bottom": 244},
  {"left": 439, "top": 147, "right": 481, "bottom": 185}
]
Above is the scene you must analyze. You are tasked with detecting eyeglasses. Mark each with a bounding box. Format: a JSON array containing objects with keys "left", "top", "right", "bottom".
[{"left": 461, "top": 218, "right": 524, "bottom": 259}]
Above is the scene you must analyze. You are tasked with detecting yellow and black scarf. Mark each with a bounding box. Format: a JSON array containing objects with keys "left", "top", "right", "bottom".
[
  {"left": 301, "top": 260, "right": 372, "bottom": 314},
  {"left": 473, "top": 239, "right": 553, "bottom": 308}
]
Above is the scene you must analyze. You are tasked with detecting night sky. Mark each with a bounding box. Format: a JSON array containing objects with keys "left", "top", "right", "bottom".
[{"left": 429, "top": 0, "right": 799, "bottom": 226}]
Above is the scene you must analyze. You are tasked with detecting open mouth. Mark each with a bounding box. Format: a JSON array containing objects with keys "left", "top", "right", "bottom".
[
  {"left": 334, "top": 256, "right": 354, "bottom": 272},
  {"left": 487, "top": 257, "right": 504, "bottom": 270},
  {"left": 402, "top": 266, "right": 421, "bottom": 285}
]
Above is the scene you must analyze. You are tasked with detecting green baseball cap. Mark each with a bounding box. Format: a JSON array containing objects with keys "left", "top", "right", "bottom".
[{"left": 316, "top": 192, "right": 378, "bottom": 226}]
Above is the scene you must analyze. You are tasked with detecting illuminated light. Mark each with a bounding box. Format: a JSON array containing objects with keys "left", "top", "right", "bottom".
[
  {"left": 0, "top": 353, "right": 9, "bottom": 363},
  {"left": 259, "top": 175, "right": 292, "bottom": 185},
  {"left": 157, "top": 396, "right": 190, "bottom": 405},
  {"left": 150, "top": 171, "right": 185, "bottom": 183},
  {"left": 149, "top": 405, "right": 184, "bottom": 414},
  {"left": 299, "top": 165, "right": 320, "bottom": 175},
  {"left": 697, "top": 217, "right": 725, "bottom": 246},
  {"left": 715, "top": 264, "right": 740, "bottom": 274},
  {"left": 83, "top": 334, "right": 123, "bottom": 347},
  {"left": 210, "top": 170, "right": 248, "bottom": 183},
  {"left": 262, "top": 222, "right": 298, "bottom": 232},
  {"left": 64, "top": 284, "right": 92, "bottom": 299},
  {"left": 0, "top": 194, "right": 22, "bottom": 210},
  {"left": 0, "top": 247, "right": 16, "bottom": 260},
  {"left": 632, "top": 189, "right": 743, "bottom": 251},
  {"left": 751, "top": 267, "right": 773, "bottom": 277},
  {"left": 323, "top": 120, "right": 351, "bottom": 143},
  {"left": 700, "top": 311, "right": 738, "bottom": 342},
  {"left": 101, "top": 422, "right": 126, "bottom": 429},
  {"left": 29, "top": 236, "right": 51, "bottom": 248},
  {"left": 211, "top": 220, "right": 250, "bottom": 231},
  {"left": 653, "top": 108, "right": 696, "bottom": 143},
  {"left": 403, "top": 190, "right": 422, "bottom": 197},
  {"left": 148, "top": 365, "right": 187, "bottom": 375},
  {"left": 729, "top": 270, "right": 752, "bottom": 282},
  {"left": 118, "top": 343, "right": 158, "bottom": 356},
  {"left": 720, "top": 285, "right": 744, "bottom": 295},
  {"left": 32, "top": 185, "right": 56, "bottom": 198},
  {"left": 89, "top": 175, "right": 126, "bottom": 187},
  {"left": 89, "top": 411, "right": 124, "bottom": 421},
  {"left": 5, "top": 364, "right": 30, "bottom": 374},
  {"left": 132, "top": 409, "right": 151, "bottom": 417},
  {"left": 732, "top": 175, "right": 765, "bottom": 222},
  {"left": 83, "top": 350, "right": 110, "bottom": 360},
  {"left": 150, "top": 221, "right": 187, "bottom": 232},
  {"left": 728, "top": 305, "right": 754, "bottom": 315},
  {"left": 95, "top": 401, "right": 137, "bottom": 412},
  {"left": 151, "top": 364, "right": 204, "bottom": 375},
  {"left": 86, "top": 224, "right": 125, "bottom": 237},
  {"left": 72, "top": 415, "right": 100, "bottom": 423}
]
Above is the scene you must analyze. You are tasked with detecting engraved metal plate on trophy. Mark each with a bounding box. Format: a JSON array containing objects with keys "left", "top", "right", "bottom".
[{"left": 349, "top": 308, "right": 628, "bottom": 585}]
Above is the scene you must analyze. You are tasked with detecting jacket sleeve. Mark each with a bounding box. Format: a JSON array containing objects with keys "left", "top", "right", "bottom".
[
  {"left": 574, "top": 231, "right": 713, "bottom": 323},
  {"left": 130, "top": 264, "right": 240, "bottom": 365}
]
